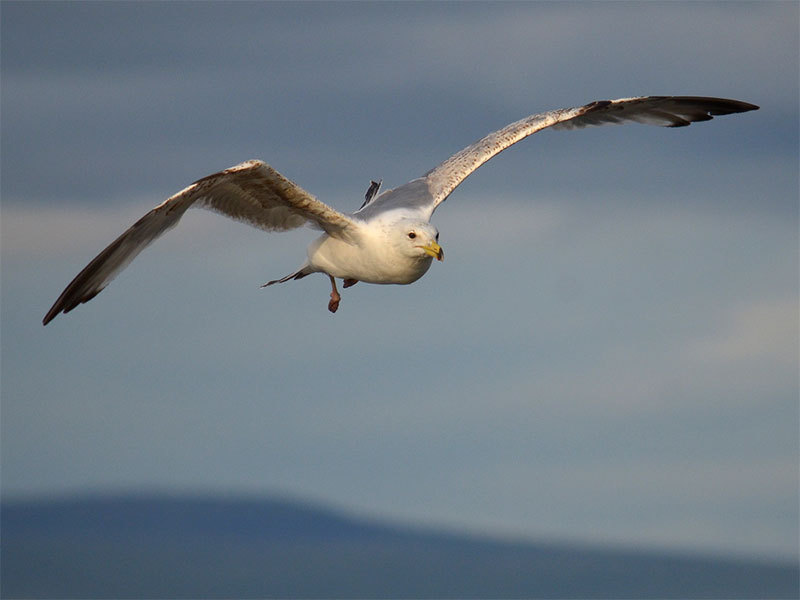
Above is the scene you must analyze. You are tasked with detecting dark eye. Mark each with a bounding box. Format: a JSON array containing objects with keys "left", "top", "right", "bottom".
[
  {"left": 435, "top": 232, "right": 440, "bottom": 241},
  {"left": 407, "top": 232, "right": 416, "bottom": 239}
]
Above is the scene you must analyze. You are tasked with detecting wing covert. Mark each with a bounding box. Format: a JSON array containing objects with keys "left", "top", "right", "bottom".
[{"left": 189, "top": 159, "right": 356, "bottom": 236}]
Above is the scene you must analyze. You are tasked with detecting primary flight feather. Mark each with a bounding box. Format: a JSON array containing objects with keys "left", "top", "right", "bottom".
[{"left": 43, "top": 96, "right": 758, "bottom": 325}]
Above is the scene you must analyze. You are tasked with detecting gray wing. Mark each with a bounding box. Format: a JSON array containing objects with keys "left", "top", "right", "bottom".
[
  {"left": 43, "top": 160, "right": 358, "bottom": 325},
  {"left": 360, "top": 96, "right": 758, "bottom": 220}
]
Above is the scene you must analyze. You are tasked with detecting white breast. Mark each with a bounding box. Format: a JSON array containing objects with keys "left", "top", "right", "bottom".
[{"left": 306, "top": 233, "right": 432, "bottom": 285}]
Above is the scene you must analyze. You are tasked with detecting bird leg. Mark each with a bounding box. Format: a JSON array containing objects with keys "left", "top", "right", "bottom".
[
  {"left": 328, "top": 275, "right": 341, "bottom": 313},
  {"left": 343, "top": 279, "right": 358, "bottom": 288}
]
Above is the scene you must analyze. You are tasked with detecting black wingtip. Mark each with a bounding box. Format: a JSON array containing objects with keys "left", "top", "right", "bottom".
[
  {"left": 675, "top": 97, "right": 760, "bottom": 115},
  {"left": 43, "top": 303, "right": 68, "bottom": 326},
  {"left": 43, "top": 288, "right": 101, "bottom": 326},
  {"left": 707, "top": 98, "right": 760, "bottom": 115},
  {"left": 42, "top": 303, "right": 65, "bottom": 326}
]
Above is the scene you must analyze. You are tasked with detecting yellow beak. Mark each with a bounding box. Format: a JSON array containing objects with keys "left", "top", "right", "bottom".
[{"left": 420, "top": 241, "right": 444, "bottom": 261}]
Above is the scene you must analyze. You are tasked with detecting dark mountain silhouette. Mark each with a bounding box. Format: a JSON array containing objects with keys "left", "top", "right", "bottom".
[{"left": 2, "top": 494, "right": 797, "bottom": 598}]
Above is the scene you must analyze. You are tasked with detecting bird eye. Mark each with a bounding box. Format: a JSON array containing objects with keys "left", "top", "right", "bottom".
[
  {"left": 435, "top": 232, "right": 440, "bottom": 241},
  {"left": 408, "top": 232, "right": 416, "bottom": 239}
]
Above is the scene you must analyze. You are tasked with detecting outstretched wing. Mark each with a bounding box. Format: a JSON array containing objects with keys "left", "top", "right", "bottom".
[
  {"left": 43, "top": 160, "right": 357, "bottom": 325},
  {"left": 362, "top": 96, "right": 757, "bottom": 220}
]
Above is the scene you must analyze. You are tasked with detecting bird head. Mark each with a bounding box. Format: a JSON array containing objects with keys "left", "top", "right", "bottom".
[{"left": 396, "top": 220, "right": 443, "bottom": 262}]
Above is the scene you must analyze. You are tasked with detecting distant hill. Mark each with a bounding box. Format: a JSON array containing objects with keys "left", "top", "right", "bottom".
[{"left": 2, "top": 494, "right": 797, "bottom": 598}]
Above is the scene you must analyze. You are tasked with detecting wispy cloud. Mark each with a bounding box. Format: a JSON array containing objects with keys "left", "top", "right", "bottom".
[{"left": 688, "top": 300, "right": 798, "bottom": 367}]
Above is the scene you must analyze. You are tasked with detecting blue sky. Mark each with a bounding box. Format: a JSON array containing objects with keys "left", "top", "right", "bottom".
[{"left": 2, "top": 1, "right": 797, "bottom": 561}]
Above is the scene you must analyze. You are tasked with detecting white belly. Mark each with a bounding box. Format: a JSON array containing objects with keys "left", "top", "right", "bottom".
[{"left": 306, "top": 234, "right": 432, "bottom": 285}]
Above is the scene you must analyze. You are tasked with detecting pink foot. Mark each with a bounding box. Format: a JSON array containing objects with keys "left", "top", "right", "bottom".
[
  {"left": 327, "top": 275, "right": 341, "bottom": 313},
  {"left": 328, "top": 292, "right": 340, "bottom": 313}
]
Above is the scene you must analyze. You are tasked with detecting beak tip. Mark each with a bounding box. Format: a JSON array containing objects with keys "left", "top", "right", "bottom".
[{"left": 421, "top": 241, "right": 444, "bottom": 261}]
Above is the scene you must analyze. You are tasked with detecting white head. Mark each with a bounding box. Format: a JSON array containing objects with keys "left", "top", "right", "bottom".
[{"left": 391, "top": 219, "right": 443, "bottom": 263}]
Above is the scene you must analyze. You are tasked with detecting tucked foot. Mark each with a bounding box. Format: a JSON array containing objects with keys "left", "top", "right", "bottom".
[{"left": 343, "top": 279, "right": 359, "bottom": 288}]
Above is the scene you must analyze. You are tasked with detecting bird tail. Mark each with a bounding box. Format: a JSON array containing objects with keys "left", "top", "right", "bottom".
[{"left": 261, "top": 265, "right": 314, "bottom": 287}]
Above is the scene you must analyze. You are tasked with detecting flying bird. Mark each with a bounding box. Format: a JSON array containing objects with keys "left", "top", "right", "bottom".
[{"left": 43, "top": 96, "right": 758, "bottom": 325}]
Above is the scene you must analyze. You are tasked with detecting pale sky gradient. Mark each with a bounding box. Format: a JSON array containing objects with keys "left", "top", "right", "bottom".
[{"left": 2, "top": 1, "right": 797, "bottom": 561}]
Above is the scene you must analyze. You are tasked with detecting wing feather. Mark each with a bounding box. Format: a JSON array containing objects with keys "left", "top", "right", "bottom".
[
  {"left": 43, "top": 160, "right": 357, "bottom": 325},
  {"left": 424, "top": 96, "right": 758, "bottom": 211},
  {"left": 188, "top": 159, "right": 356, "bottom": 235}
]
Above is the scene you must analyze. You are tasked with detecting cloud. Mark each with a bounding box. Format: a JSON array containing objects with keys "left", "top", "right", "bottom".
[
  {"left": 2, "top": 1, "right": 794, "bottom": 207},
  {"left": 1, "top": 201, "right": 307, "bottom": 261},
  {"left": 2, "top": 202, "right": 153, "bottom": 258},
  {"left": 687, "top": 300, "right": 799, "bottom": 367}
]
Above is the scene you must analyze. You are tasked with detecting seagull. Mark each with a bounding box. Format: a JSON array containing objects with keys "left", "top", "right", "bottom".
[{"left": 43, "top": 96, "right": 758, "bottom": 325}]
